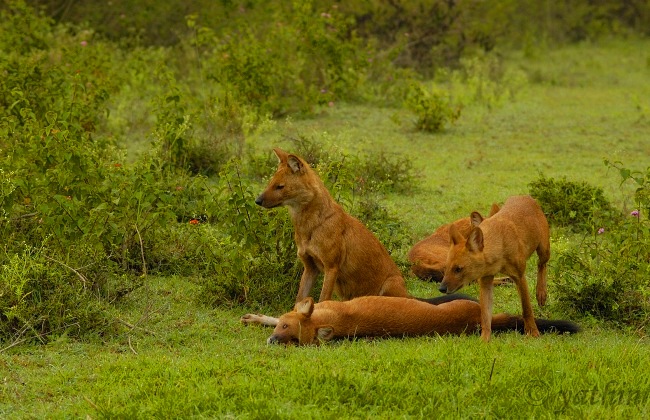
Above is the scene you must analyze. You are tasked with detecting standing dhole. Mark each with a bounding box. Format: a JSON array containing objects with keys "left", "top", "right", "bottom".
[
  {"left": 438, "top": 195, "right": 550, "bottom": 342},
  {"left": 408, "top": 204, "right": 500, "bottom": 282},
  {"left": 254, "top": 148, "right": 409, "bottom": 304},
  {"left": 260, "top": 295, "right": 578, "bottom": 346}
]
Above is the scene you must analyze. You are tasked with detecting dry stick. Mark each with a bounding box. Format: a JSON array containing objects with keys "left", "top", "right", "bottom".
[
  {"left": 10, "top": 212, "right": 37, "bottom": 220},
  {"left": 489, "top": 357, "right": 497, "bottom": 382},
  {"left": 134, "top": 224, "right": 147, "bottom": 277},
  {"left": 127, "top": 336, "right": 138, "bottom": 355},
  {"left": 0, "top": 323, "right": 80, "bottom": 353},
  {"left": 43, "top": 255, "right": 88, "bottom": 289},
  {"left": 116, "top": 318, "right": 156, "bottom": 336}
]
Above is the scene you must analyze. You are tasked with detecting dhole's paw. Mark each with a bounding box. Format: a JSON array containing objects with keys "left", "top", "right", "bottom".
[
  {"left": 537, "top": 290, "right": 547, "bottom": 307},
  {"left": 525, "top": 327, "right": 541, "bottom": 338}
]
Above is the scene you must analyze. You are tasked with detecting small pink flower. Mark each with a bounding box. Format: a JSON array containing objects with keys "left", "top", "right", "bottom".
[
  {"left": 631, "top": 210, "right": 640, "bottom": 217},
  {"left": 80, "top": 41, "right": 88, "bottom": 47},
  {"left": 597, "top": 227, "right": 605, "bottom": 235},
  {"left": 320, "top": 88, "right": 327, "bottom": 94},
  {"left": 328, "top": 101, "right": 334, "bottom": 107}
]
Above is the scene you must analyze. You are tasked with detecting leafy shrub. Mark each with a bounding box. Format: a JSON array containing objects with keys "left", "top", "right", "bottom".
[
  {"left": 198, "top": 160, "right": 300, "bottom": 312},
  {"left": 443, "top": 53, "right": 529, "bottom": 110},
  {"left": 0, "top": 245, "right": 120, "bottom": 342},
  {"left": 199, "top": 1, "right": 370, "bottom": 118},
  {"left": 0, "top": 2, "right": 224, "bottom": 341},
  {"left": 529, "top": 174, "right": 619, "bottom": 233},
  {"left": 403, "top": 82, "right": 461, "bottom": 132},
  {"left": 552, "top": 163, "right": 650, "bottom": 332}
]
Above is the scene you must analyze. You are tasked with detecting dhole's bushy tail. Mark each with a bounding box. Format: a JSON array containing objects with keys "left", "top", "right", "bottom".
[
  {"left": 416, "top": 294, "right": 478, "bottom": 305},
  {"left": 492, "top": 314, "right": 580, "bottom": 335}
]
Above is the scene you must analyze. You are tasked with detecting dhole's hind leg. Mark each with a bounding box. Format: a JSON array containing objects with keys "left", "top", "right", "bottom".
[
  {"left": 241, "top": 314, "right": 279, "bottom": 327},
  {"left": 513, "top": 273, "right": 540, "bottom": 337},
  {"left": 379, "top": 275, "right": 410, "bottom": 298},
  {"left": 536, "top": 240, "right": 550, "bottom": 307}
]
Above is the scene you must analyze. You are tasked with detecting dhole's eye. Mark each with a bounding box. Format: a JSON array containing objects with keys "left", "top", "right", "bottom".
[
  {"left": 282, "top": 324, "right": 288, "bottom": 329},
  {"left": 275, "top": 184, "right": 285, "bottom": 190},
  {"left": 454, "top": 266, "right": 463, "bottom": 274}
]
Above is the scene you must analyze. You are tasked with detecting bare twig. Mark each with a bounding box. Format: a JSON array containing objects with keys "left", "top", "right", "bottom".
[
  {"left": 0, "top": 323, "right": 80, "bottom": 353},
  {"left": 134, "top": 224, "right": 147, "bottom": 276},
  {"left": 489, "top": 357, "right": 497, "bottom": 382},
  {"left": 116, "top": 318, "right": 156, "bottom": 336},
  {"left": 9, "top": 212, "right": 37, "bottom": 220},
  {"left": 127, "top": 336, "right": 138, "bottom": 355},
  {"left": 43, "top": 255, "right": 88, "bottom": 289}
]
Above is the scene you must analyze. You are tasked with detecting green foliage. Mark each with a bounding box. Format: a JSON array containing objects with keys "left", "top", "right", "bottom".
[
  {"left": 403, "top": 82, "right": 460, "bottom": 132},
  {"left": 444, "top": 53, "right": 529, "bottom": 110},
  {"left": 0, "top": 1, "right": 222, "bottom": 341},
  {"left": 199, "top": 1, "right": 370, "bottom": 118},
  {"left": 0, "top": 245, "right": 118, "bottom": 341},
  {"left": 552, "top": 163, "right": 650, "bottom": 331},
  {"left": 198, "top": 160, "right": 300, "bottom": 311},
  {"left": 529, "top": 174, "right": 618, "bottom": 233}
]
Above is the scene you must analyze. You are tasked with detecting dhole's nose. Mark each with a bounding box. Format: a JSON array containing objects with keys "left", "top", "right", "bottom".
[
  {"left": 255, "top": 194, "right": 264, "bottom": 206},
  {"left": 438, "top": 282, "right": 448, "bottom": 294},
  {"left": 267, "top": 335, "right": 279, "bottom": 345}
]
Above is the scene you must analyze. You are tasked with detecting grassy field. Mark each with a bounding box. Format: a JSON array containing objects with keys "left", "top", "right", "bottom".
[{"left": 2, "top": 39, "right": 650, "bottom": 418}]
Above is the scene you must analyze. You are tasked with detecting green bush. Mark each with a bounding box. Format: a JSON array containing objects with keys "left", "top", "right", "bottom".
[
  {"left": 403, "top": 82, "right": 460, "bottom": 132},
  {"left": 198, "top": 160, "right": 300, "bottom": 311},
  {"left": 529, "top": 174, "right": 619, "bottom": 233},
  {"left": 552, "top": 163, "right": 650, "bottom": 331},
  {"left": 0, "top": 2, "right": 224, "bottom": 341}
]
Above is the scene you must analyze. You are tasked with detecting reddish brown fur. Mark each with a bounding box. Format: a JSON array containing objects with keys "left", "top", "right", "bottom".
[
  {"left": 408, "top": 204, "right": 500, "bottom": 282},
  {"left": 439, "top": 195, "right": 550, "bottom": 342},
  {"left": 408, "top": 218, "right": 472, "bottom": 282},
  {"left": 266, "top": 295, "right": 576, "bottom": 346},
  {"left": 255, "top": 148, "right": 408, "bottom": 303}
]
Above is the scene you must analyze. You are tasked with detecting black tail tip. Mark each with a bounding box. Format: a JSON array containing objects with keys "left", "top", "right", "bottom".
[{"left": 536, "top": 318, "right": 581, "bottom": 334}]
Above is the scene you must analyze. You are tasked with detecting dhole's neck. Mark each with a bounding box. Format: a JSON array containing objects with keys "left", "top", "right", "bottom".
[
  {"left": 310, "top": 303, "right": 351, "bottom": 337},
  {"left": 287, "top": 182, "right": 339, "bottom": 229},
  {"left": 476, "top": 221, "right": 506, "bottom": 271}
]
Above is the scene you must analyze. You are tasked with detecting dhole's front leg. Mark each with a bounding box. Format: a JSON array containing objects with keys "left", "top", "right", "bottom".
[
  {"left": 479, "top": 276, "right": 495, "bottom": 342},
  {"left": 296, "top": 256, "right": 320, "bottom": 302},
  {"left": 513, "top": 274, "right": 540, "bottom": 337},
  {"left": 318, "top": 266, "right": 339, "bottom": 302}
]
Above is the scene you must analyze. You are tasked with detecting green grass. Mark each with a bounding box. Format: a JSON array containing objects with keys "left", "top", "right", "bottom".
[{"left": 2, "top": 39, "right": 650, "bottom": 418}]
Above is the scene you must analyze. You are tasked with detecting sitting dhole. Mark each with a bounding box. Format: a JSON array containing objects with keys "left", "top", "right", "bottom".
[
  {"left": 408, "top": 204, "right": 500, "bottom": 282},
  {"left": 439, "top": 195, "right": 550, "bottom": 342},
  {"left": 254, "top": 148, "right": 408, "bottom": 304},
  {"left": 260, "top": 295, "right": 578, "bottom": 346}
]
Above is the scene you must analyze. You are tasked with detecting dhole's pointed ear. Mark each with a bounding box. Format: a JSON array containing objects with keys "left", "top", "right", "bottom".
[
  {"left": 467, "top": 227, "right": 484, "bottom": 252},
  {"left": 286, "top": 155, "right": 305, "bottom": 174},
  {"left": 489, "top": 203, "right": 500, "bottom": 217},
  {"left": 449, "top": 223, "right": 466, "bottom": 246},
  {"left": 295, "top": 297, "right": 315, "bottom": 317},
  {"left": 470, "top": 211, "right": 484, "bottom": 227},
  {"left": 317, "top": 326, "right": 334, "bottom": 342},
  {"left": 272, "top": 148, "right": 288, "bottom": 163}
]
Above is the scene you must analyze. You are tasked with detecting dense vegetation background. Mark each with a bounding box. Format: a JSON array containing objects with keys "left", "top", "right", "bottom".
[{"left": 1, "top": 0, "right": 649, "bottom": 343}]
